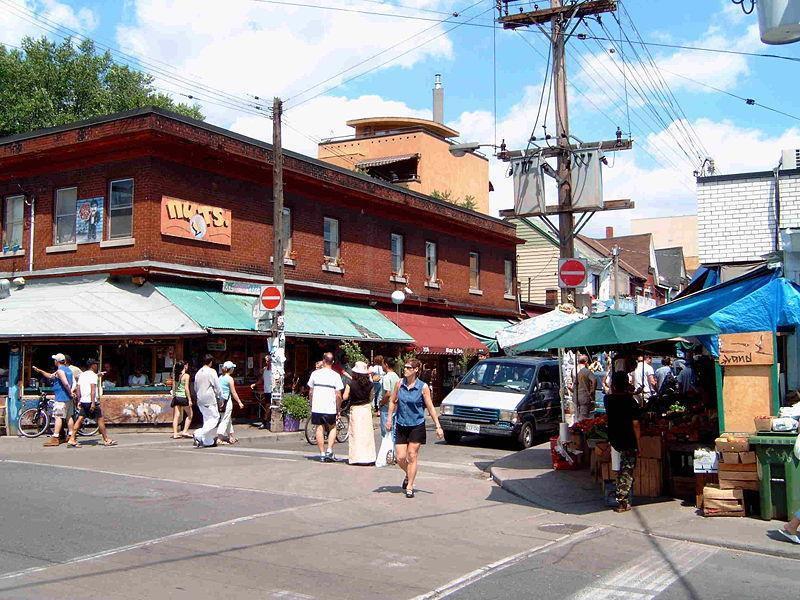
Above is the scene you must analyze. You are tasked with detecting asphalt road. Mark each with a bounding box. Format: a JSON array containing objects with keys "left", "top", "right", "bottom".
[{"left": 0, "top": 426, "right": 796, "bottom": 600}]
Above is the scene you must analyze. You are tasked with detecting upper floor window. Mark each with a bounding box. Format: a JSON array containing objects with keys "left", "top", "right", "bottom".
[
  {"left": 54, "top": 187, "right": 77, "bottom": 245},
  {"left": 425, "top": 241, "right": 437, "bottom": 281},
  {"left": 504, "top": 259, "right": 514, "bottom": 296},
  {"left": 545, "top": 289, "right": 558, "bottom": 307},
  {"left": 591, "top": 273, "right": 601, "bottom": 298},
  {"left": 469, "top": 252, "right": 480, "bottom": 290},
  {"left": 391, "top": 233, "right": 404, "bottom": 275},
  {"left": 323, "top": 217, "right": 340, "bottom": 259},
  {"left": 109, "top": 179, "right": 134, "bottom": 239},
  {"left": 283, "top": 207, "right": 292, "bottom": 256},
  {"left": 3, "top": 195, "right": 24, "bottom": 249}
]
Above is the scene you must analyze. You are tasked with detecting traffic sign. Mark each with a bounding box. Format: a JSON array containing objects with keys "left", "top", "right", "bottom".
[
  {"left": 260, "top": 285, "right": 284, "bottom": 312},
  {"left": 558, "top": 258, "right": 587, "bottom": 289}
]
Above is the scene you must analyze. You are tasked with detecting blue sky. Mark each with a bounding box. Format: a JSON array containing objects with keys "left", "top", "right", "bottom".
[{"left": 3, "top": 0, "right": 800, "bottom": 234}]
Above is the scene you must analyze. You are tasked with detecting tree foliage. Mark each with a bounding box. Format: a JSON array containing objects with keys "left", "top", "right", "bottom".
[
  {"left": 430, "top": 189, "right": 478, "bottom": 211},
  {"left": 0, "top": 37, "right": 203, "bottom": 137}
]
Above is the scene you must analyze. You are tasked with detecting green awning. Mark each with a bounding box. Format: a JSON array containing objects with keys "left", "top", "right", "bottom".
[
  {"left": 454, "top": 315, "right": 516, "bottom": 353},
  {"left": 155, "top": 283, "right": 413, "bottom": 343}
]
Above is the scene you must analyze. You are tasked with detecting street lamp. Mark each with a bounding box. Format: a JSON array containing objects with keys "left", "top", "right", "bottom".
[{"left": 448, "top": 140, "right": 507, "bottom": 158}]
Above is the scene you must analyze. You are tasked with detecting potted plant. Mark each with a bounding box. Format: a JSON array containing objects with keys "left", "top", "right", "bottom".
[{"left": 282, "top": 393, "right": 310, "bottom": 432}]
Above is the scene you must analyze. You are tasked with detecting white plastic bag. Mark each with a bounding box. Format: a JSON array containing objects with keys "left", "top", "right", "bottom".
[
  {"left": 375, "top": 432, "right": 394, "bottom": 468},
  {"left": 772, "top": 417, "right": 798, "bottom": 432}
]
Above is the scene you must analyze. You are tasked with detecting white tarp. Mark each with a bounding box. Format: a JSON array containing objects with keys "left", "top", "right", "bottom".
[
  {"left": 497, "top": 309, "right": 585, "bottom": 355},
  {"left": 0, "top": 274, "right": 205, "bottom": 338}
]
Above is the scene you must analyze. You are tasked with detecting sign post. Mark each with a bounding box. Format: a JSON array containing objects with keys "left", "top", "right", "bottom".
[{"left": 558, "top": 258, "right": 587, "bottom": 289}]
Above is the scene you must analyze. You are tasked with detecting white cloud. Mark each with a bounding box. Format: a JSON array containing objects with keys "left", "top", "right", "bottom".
[{"left": 1, "top": 0, "right": 98, "bottom": 45}]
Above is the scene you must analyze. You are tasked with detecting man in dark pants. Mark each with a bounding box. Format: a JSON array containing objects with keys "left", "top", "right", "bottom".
[
  {"left": 251, "top": 355, "right": 272, "bottom": 429},
  {"left": 604, "top": 371, "right": 640, "bottom": 513}
]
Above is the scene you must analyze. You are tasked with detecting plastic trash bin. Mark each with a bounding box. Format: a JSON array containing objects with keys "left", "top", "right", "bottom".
[{"left": 749, "top": 433, "right": 800, "bottom": 521}]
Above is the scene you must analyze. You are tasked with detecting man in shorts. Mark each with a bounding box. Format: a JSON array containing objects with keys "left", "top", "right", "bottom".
[
  {"left": 33, "top": 353, "right": 74, "bottom": 447},
  {"left": 307, "top": 352, "right": 344, "bottom": 462},
  {"left": 69, "top": 359, "right": 116, "bottom": 447}
]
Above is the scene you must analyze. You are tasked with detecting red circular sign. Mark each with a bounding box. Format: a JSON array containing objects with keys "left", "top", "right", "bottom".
[
  {"left": 260, "top": 286, "right": 283, "bottom": 310},
  {"left": 559, "top": 259, "right": 587, "bottom": 287}
]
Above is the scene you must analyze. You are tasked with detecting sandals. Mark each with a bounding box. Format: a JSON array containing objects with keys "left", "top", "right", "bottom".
[
  {"left": 402, "top": 477, "right": 408, "bottom": 490},
  {"left": 405, "top": 488, "right": 415, "bottom": 499},
  {"left": 171, "top": 435, "right": 182, "bottom": 439},
  {"left": 180, "top": 433, "right": 193, "bottom": 438},
  {"left": 103, "top": 440, "right": 118, "bottom": 446},
  {"left": 66, "top": 440, "right": 80, "bottom": 448},
  {"left": 779, "top": 529, "right": 800, "bottom": 544}
]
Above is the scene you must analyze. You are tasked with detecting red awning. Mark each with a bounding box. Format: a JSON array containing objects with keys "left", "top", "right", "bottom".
[{"left": 379, "top": 310, "right": 488, "bottom": 355}]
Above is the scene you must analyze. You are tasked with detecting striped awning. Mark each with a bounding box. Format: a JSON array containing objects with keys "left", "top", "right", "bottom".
[{"left": 356, "top": 153, "right": 420, "bottom": 169}]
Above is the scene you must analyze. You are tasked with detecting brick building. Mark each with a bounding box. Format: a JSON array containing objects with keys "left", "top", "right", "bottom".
[{"left": 0, "top": 108, "right": 519, "bottom": 430}]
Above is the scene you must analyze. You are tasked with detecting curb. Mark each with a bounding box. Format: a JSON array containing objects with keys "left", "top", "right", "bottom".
[{"left": 489, "top": 463, "right": 800, "bottom": 561}]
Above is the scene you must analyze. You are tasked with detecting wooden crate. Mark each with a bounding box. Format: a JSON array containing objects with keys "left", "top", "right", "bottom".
[
  {"left": 739, "top": 451, "right": 756, "bottom": 464},
  {"left": 715, "top": 435, "right": 750, "bottom": 453},
  {"left": 721, "top": 452, "right": 740, "bottom": 464},
  {"left": 703, "top": 484, "right": 744, "bottom": 500},
  {"left": 633, "top": 458, "right": 663, "bottom": 497},
  {"left": 638, "top": 436, "right": 664, "bottom": 459},
  {"left": 719, "top": 479, "right": 760, "bottom": 491}
]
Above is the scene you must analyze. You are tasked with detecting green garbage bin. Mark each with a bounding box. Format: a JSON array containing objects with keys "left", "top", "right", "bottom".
[{"left": 749, "top": 433, "right": 800, "bottom": 521}]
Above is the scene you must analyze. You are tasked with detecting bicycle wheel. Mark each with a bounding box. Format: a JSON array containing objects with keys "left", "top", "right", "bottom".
[
  {"left": 77, "top": 417, "right": 100, "bottom": 437},
  {"left": 304, "top": 417, "right": 317, "bottom": 445},
  {"left": 18, "top": 408, "right": 49, "bottom": 438},
  {"left": 335, "top": 414, "right": 350, "bottom": 443}
]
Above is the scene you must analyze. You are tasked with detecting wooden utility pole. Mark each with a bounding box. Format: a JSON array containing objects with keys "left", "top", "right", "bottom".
[
  {"left": 498, "top": 0, "right": 631, "bottom": 305},
  {"left": 270, "top": 97, "right": 286, "bottom": 432},
  {"left": 611, "top": 245, "right": 620, "bottom": 310}
]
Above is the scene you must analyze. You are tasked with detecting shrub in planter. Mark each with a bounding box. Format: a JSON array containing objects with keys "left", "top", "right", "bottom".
[{"left": 282, "top": 393, "right": 310, "bottom": 432}]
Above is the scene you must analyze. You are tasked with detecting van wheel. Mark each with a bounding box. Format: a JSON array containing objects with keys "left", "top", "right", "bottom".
[
  {"left": 443, "top": 431, "right": 461, "bottom": 444},
  {"left": 517, "top": 421, "right": 535, "bottom": 449}
]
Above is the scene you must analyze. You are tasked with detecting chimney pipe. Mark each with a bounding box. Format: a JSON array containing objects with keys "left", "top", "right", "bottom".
[
  {"left": 605, "top": 226, "right": 614, "bottom": 239},
  {"left": 432, "top": 74, "right": 444, "bottom": 124}
]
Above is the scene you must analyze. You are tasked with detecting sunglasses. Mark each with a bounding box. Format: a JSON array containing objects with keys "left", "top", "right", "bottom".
[{"left": 403, "top": 365, "right": 415, "bottom": 370}]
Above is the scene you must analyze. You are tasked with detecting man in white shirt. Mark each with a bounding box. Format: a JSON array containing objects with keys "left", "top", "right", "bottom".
[
  {"left": 251, "top": 356, "right": 273, "bottom": 429},
  {"left": 630, "top": 355, "right": 657, "bottom": 406},
  {"left": 69, "top": 359, "right": 116, "bottom": 447},
  {"left": 128, "top": 367, "right": 149, "bottom": 387},
  {"left": 193, "top": 354, "right": 223, "bottom": 448},
  {"left": 307, "top": 352, "right": 344, "bottom": 462}
]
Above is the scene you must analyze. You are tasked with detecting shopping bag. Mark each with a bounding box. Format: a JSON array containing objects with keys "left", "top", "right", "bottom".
[{"left": 376, "top": 432, "right": 394, "bottom": 468}]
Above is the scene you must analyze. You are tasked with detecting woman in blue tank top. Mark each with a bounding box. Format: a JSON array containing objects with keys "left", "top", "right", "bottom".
[{"left": 385, "top": 358, "right": 444, "bottom": 498}]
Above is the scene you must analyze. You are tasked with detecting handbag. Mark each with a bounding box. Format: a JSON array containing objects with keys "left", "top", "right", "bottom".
[
  {"left": 375, "top": 431, "right": 394, "bottom": 468},
  {"left": 216, "top": 392, "right": 227, "bottom": 413}
]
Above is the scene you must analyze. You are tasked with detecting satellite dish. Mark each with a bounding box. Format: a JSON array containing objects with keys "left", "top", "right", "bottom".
[
  {"left": 758, "top": 0, "right": 800, "bottom": 45},
  {"left": 391, "top": 290, "right": 406, "bottom": 305}
]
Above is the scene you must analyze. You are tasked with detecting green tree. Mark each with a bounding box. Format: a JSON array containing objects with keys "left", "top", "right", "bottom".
[
  {"left": 430, "top": 189, "right": 477, "bottom": 211},
  {"left": 0, "top": 37, "right": 203, "bottom": 137}
]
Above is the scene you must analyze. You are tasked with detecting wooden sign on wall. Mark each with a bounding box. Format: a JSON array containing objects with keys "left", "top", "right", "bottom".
[{"left": 719, "top": 331, "right": 774, "bottom": 367}]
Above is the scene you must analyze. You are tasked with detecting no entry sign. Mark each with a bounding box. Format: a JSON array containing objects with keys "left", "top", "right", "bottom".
[
  {"left": 558, "top": 258, "right": 587, "bottom": 289},
  {"left": 260, "top": 285, "right": 284, "bottom": 311}
]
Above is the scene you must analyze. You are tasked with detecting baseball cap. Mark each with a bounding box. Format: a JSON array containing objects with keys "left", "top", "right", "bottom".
[
  {"left": 222, "top": 360, "right": 236, "bottom": 370},
  {"left": 51, "top": 353, "right": 66, "bottom": 362},
  {"left": 86, "top": 358, "right": 98, "bottom": 367}
]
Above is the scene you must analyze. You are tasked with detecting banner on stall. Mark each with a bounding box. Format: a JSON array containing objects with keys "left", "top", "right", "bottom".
[{"left": 719, "top": 331, "right": 774, "bottom": 366}]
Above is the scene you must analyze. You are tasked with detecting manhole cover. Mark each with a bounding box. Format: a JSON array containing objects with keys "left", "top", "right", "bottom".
[{"left": 537, "top": 523, "right": 589, "bottom": 535}]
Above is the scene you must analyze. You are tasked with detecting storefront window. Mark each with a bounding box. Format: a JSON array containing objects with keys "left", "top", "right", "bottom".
[
  {"left": 426, "top": 241, "right": 437, "bottom": 281},
  {"left": 3, "top": 195, "right": 24, "bottom": 249},
  {"left": 391, "top": 233, "right": 404, "bottom": 275}
]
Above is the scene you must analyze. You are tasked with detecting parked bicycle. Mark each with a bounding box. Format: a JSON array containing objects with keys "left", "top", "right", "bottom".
[
  {"left": 18, "top": 391, "right": 99, "bottom": 438},
  {"left": 303, "top": 411, "right": 350, "bottom": 444}
]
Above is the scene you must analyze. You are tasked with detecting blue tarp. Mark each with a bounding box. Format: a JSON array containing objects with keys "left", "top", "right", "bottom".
[{"left": 644, "top": 269, "right": 800, "bottom": 355}]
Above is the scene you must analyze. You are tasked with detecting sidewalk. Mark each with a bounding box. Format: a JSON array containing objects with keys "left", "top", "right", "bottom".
[{"left": 489, "top": 443, "right": 800, "bottom": 560}]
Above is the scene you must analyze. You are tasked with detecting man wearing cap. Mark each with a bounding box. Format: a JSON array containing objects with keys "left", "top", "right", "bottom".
[
  {"left": 33, "top": 353, "right": 75, "bottom": 447},
  {"left": 69, "top": 359, "right": 116, "bottom": 447}
]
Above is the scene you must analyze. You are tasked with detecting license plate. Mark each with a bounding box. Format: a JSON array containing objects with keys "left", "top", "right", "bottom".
[{"left": 465, "top": 423, "right": 480, "bottom": 434}]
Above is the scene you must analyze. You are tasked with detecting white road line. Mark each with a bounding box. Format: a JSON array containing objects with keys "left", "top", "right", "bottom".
[
  {"left": 174, "top": 449, "right": 297, "bottom": 462},
  {"left": 0, "top": 458, "right": 330, "bottom": 500},
  {"left": 411, "top": 526, "right": 605, "bottom": 600},
  {"left": 0, "top": 499, "right": 336, "bottom": 582},
  {"left": 570, "top": 539, "right": 718, "bottom": 600}
]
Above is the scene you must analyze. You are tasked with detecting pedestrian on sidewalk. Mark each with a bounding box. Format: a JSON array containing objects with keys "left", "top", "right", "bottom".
[
  {"left": 386, "top": 358, "right": 444, "bottom": 498},
  {"left": 575, "top": 355, "right": 596, "bottom": 423},
  {"left": 308, "top": 352, "right": 344, "bottom": 462},
  {"left": 780, "top": 510, "right": 800, "bottom": 544},
  {"left": 370, "top": 356, "right": 385, "bottom": 411},
  {"left": 69, "top": 359, "right": 116, "bottom": 447},
  {"left": 33, "top": 353, "right": 74, "bottom": 447},
  {"left": 251, "top": 355, "right": 273, "bottom": 429},
  {"left": 217, "top": 361, "right": 245, "bottom": 445},
  {"left": 380, "top": 359, "right": 400, "bottom": 436},
  {"left": 193, "top": 354, "right": 222, "bottom": 448},
  {"left": 605, "top": 371, "right": 640, "bottom": 513},
  {"left": 170, "top": 361, "right": 194, "bottom": 439},
  {"left": 344, "top": 361, "right": 376, "bottom": 465}
]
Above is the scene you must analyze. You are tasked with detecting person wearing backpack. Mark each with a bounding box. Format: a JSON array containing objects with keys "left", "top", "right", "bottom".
[{"left": 655, "top": 357, "right": 677, "bottom": 397}]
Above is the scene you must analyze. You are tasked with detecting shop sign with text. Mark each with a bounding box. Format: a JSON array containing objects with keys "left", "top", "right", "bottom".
[{"left": 161, "top": 196, "right": 232, "bottom": 246}]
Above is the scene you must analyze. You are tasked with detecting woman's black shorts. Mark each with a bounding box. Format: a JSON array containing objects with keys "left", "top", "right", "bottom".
[
  {"left": 171, "top": 396, "right": 189, "bottom": 408},
  {"left": 395, "top": 423, "right": 426, "bottom": 445},
  {"left": 311, "top": 412, "right": 337, "bottom": 426}
]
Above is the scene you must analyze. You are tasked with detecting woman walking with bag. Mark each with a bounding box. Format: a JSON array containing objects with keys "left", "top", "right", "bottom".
[
  {"left": 344, "top": 361, "right": 376, "bottom": 465},
  {"left": 170, "top": 361, "right": 194, "bottom": 439},
  {"left": 217, "top": 360, "right": 245, "bottom": 445},
  {"left": 385, "top": 358, "right": 444, "bottom": 498}
]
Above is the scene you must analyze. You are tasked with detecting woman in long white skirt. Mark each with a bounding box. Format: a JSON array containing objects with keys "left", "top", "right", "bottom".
[{"left": 344, "top": 362, "right": 376, "bottom": 465}]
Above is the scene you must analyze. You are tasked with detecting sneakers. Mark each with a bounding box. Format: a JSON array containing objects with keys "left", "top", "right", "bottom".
[
  {"left": 43, "top": 437, "right": 61, "bottom": 447},
  {"left": 613, "top": 501, "right": 631, "bottom": 513},
  {"left": 321, "top": 450, "right": 335, "bottom": 463}
]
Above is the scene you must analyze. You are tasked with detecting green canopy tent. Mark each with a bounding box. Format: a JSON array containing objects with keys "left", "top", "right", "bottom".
[{"left": 511, "top": 310, "right": 721, "bottom": 353}]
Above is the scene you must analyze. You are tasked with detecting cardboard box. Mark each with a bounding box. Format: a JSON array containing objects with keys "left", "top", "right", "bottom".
[
  {"left": 703, "top": 484, "right": 744, "bottom": 500},
  {"left": 703, "top": 508, "right": 745, "bottom": 517},
  {"left": 704, "top": 498, "right": 744, "bottom": 511},
  {"left": 715, "top": 436, "right": 750, "bottom": 453},
  {"left": 721, "top": 452, "right": 740, "bottom": 464},
  {"left": 719, "top": 479, "right": 760, "bottom": 491},
  {"left": 739, "top": 451, "right": 757, "bottom": 464}
]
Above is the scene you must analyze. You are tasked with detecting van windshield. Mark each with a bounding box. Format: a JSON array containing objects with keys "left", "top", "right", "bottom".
[{"left": 458, "top": 361, "right": 535, "bottom": 392}]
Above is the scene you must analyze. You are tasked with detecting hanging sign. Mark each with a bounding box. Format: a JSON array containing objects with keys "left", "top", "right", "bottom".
[
  {"left": 719, "top": 332, "right": 774, "bottom": 366},
  {"left": 161, "top": 196, "right": 232, "bottom": 246}
]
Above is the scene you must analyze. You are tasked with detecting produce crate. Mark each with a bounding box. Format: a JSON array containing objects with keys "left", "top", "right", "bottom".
[
  {"left": 633, "top": 458, "right": 663, "bottom": 497},
  {"left": 754, "top": 416, "right": 773, "bottom": 432},
  {"left": 715, "top": 435, "right": 750, "bottom": 453},
  {"left": 702, "top": 484, "right": 745, "bottom": 517}
]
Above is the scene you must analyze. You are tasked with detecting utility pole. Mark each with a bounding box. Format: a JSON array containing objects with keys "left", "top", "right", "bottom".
[
  {"left": 498, "top": 0, "right": 632, "bottom": 306},
  {"left": 611, "top": 245, "right": 620, "bottom": 310},
  {"left": 270, "top": 97, "right": 286, "bottom": 432}
]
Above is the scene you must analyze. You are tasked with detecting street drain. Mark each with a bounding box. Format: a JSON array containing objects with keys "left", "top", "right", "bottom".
[{"left": 537, "top": 523, "right": 589, "bottom": 535}]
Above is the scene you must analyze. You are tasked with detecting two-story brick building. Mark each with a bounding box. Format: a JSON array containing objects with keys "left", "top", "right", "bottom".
[{"left": 0, "top": 108, "right": 520, "bottom": 429}]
